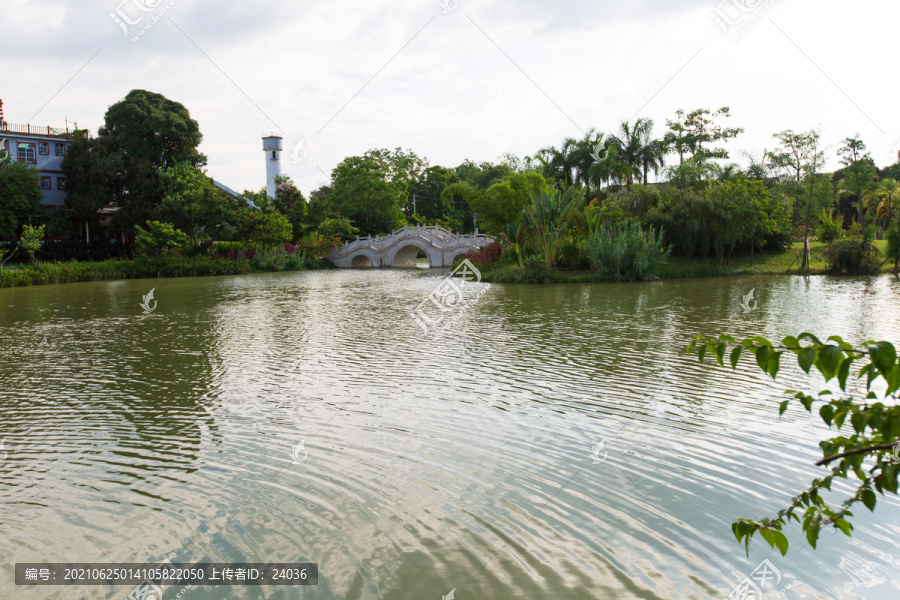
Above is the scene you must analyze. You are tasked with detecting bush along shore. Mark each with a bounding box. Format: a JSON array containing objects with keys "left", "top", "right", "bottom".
[
  {"left": 451, "top": 185, "right": 898, "bottom": 284},
  {"left": 0, "top": 239, "right": 335, "bottom": 289}
]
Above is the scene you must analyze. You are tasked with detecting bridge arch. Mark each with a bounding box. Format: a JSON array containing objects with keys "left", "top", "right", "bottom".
[
  {"left": 350, "top": 254, "right": 373, "bottom": 268},
  {"left": 390, "top": 242, "right": 431, "bottom": 267}
]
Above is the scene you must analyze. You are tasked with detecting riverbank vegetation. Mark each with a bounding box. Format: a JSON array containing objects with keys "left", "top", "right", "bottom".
[{"left": 2, "top": 89, "right": 899, "bottom": 286}]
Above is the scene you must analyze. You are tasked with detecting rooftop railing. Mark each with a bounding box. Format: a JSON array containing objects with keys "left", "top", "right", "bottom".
[{"left": 0, "top": 121, "right": 87, "bottom": 139}]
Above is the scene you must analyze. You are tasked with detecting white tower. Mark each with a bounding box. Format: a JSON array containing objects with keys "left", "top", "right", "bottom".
[{"left": 262, "top": 134, "right": 283, "bottom": 199}]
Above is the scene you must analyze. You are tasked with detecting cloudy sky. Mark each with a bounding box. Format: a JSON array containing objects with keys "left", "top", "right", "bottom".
[{"left": 4, "top": 0, "right": 897, "bottom": 195}]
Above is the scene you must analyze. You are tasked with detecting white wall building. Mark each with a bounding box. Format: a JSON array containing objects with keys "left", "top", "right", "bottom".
[{"left": 0, "top": 99, "right": 85, "bottom": 207}]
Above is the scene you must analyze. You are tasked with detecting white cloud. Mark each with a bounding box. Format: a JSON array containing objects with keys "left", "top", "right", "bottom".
[{"left": 3, "top": 0, "right": 897, "bottom": 196}]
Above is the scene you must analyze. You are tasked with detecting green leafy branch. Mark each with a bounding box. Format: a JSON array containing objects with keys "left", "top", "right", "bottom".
[{"left": 687, "top": 333, "right": 900, "bottom": 556}]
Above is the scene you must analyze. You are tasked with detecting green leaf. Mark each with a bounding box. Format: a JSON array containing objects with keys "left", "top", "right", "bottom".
[
  {"left": 798, "top": 332, "right": 823, "bottom": 345},
  {"left": 861, "top": 489, "right": 876, "bottom": 511},
  {"left": 782, "top": 335, "right": 800, "bottom": 349},
  {"left": 715, "top": 342, "right": 727, "bottom": 367},
  {"left": 797, "top": 348, "right": 816, "bottom": 374},
  {"left": 698, "top": 344, "right": 707, "bottom": 363},
  {"left": 835, "top": 518, "right": 853, "bottom": 537},
  {"left": 730, "top": 346, "right": 742, "bottom": 370},
  {"left": 817, "top": 345, "right": 843, "bottom": 380},
  {"left": 868, "top": 341, "right": 897, "bottom": 373},
  {"left": 851, "top": 412, "right": 867, "bottom": 434},
  {"left": 756, "top": 345, "right": 771, "bottom": 374},
  {"left": 773, "top": 531, "right": 789, "bottom": 556},
  {"left": 767, "top": 351, "right": 783, "bottom": 379},
  {"left": 806, "top": 519, "right": 821, "bottom": 549},
  {"left": 760, "top": 528, "right": 776, "bottom": 549},
  {"left": 779, "top": 400, "right": 790, "bottom": 416},
  {"left": 819, "top": 405, "right": 834, "bottom": 427},
  {"left": 834, "top": 409, "right": 848, "bottom": 429},
  {"left": 837, "top": 357, "right": 852, "bottom": 391}
]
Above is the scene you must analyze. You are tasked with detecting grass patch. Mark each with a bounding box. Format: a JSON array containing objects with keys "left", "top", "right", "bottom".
[
  {"left": 480, "top": 241, "right": 894, "bottom": 284},
  {"left": 0, "top": 254, "right": 333, "bottom": 288}
]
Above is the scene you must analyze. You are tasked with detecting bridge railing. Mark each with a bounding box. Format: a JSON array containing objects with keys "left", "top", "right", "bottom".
[{"left": 329, "top": 225, "right": 493, "bottom": 256}]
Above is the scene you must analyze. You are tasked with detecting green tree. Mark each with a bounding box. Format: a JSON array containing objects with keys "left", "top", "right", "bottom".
[
  {"left": 408, "top": 165, "right": 459, "bottom": 224},
  {"left": 158, "top": 162, "right": 235, "bottom": 242},
  {"left": 0, "top": 161, "right": 43, "bottom": 237},
  {"left": 20, "top": 224, "right": 45, "bottom": 265},
  {"left": 62, "top": 134, "right": 122, "bottom": 240},
  {"left": 317, "top": 217, "right": 358, "bottom": 242},
  {"left": 688, "top": 334, "right": 900, "bottom": 555},
  {"left": 469, "top": 171, "right": 550, "bottom": 235},
  {"left": 609, "top": 119, "right": 647, "bottom": 190},
  {"left": 100, "top": 89, "right": 206, "bottom": 232},
  {"left": 134, "top": 220, "right": 188, "bottom": 256},
  {"left": 665, "top": 107, "right": 743, "bottom": 186},
  {"left": 836, "top": 136, "right": 877, "bottom": 252},
  {"left": 273, "top": 175, "right": 309, "bottom": 236},
  {"left": 522, "top": 187, "right": 587, "bottom": 267},
  {"left": 247, "top": 212, "right": 293, "bottom": 244},
  {"left": 767, "top": 129, "right": 825, "bottom": 226},
  {"left": 328, "top": 155, "right": 406, "bottom": 235}
]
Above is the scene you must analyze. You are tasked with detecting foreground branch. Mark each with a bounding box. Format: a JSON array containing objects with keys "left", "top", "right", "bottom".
[{"left": 815, "top": 444, "right": 897, "bottom": 466}]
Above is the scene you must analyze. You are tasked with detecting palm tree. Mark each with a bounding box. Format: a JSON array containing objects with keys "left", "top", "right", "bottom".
[
  {"left": 609, "top": 119, "right": 649, "bottom": 189},
  {"left": 868, "top": 178, "right": 898, "bottom": 237},
  {"left": 521, "top": 186, "right": 587, "bottom": 267},
  {"left": 535, "top": 139, "right": 579, "bottom": 190},
  {"left": 637, "top": 119, "right": 667, "bottom": 185}
]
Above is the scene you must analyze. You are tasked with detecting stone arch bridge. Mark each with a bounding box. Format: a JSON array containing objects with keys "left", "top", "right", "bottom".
[{"left": 326, "top": 225, "right": 494, "bottom": 268}]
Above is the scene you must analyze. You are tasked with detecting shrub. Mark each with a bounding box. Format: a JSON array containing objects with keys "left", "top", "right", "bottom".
[
  {"left": 522, "top": 253, "right": 553, "bottom": 283},
  {"left": 556, "top": 240, "right": 591, "bottom": 271},
  {"left": 817, "top": 208, "right": 843, "bottom": 244},
  {"left": 20, "top": 224, "right": 45, "bottom": 265},
  {"left": 318, "top": 217, "right": 358, "bottom": 242},
  {"left": 460, "top": 241, "right": 502, "bottom": 271},
  {"left": 135, "top": 221, "right": 188, "bottom": 257},
  {"left": 587, "top": 222, "right": 670, "bottom": 281},
  {"left": 823, "top": 238, "right": 880, "bottom": 275},
  {"left": 886, "top": 227, "right": 900, "bottom": 273},
  {"left": 249, "top": 244, "right": 288, "bottom": 271}
]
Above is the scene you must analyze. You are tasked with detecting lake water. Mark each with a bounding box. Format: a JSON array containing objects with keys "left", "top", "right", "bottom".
[{"left": 1, "top": 270, "right": 899, "bottom": 600}]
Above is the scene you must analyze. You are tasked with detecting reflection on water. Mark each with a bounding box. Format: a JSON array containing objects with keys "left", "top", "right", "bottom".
[{"left": 1, "top": 272, "right": 899, "bottom": 599}]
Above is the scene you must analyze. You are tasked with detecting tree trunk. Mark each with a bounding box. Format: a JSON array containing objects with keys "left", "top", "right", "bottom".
[
  {"left": 860, "top": 192, "right": 867, "bottom": 252},
  {"left": 643, "top": 158, "right": 649, "bottom": 186}
]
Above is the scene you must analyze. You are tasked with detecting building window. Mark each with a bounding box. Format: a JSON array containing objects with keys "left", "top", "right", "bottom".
[
  {"left": 17, "top": 143, "right": 36, "bottom": 164},
  {"left": 57, "top": 176, "right": 67, "bottom": 191},
  {"left": 39, "top": 142, "right": 49, "bottom": 155},
  {"left": 55, "top": 143, "right": 65, "bottom": 156},
  {"left": 41, "top": 176, "right": 52, "bottom": 190}
]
